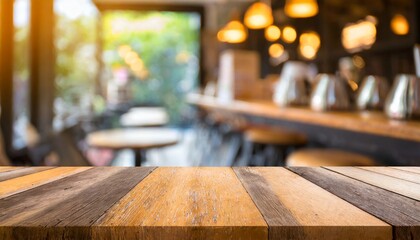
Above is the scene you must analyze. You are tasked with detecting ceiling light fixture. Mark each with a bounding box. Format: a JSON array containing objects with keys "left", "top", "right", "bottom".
[
  {"left": 265, "top": 25, "right": 281, "bottom": 41},
  {"left": 282, "top": 26, "right": 297, "bottom": 43},
  {"left": 244, "top": 1, "right": 273, "bottom": 29},
  {"left": 217, "top": 11, "right": 248, "bottom": 44},
  {"left": 285, "top": 0, "right": 318, "bottom": 18},
  {"left": 391, "top": 14, "right": 410, "bottom": 36}
]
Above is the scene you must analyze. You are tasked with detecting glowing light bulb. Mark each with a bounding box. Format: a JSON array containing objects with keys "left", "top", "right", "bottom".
[
  {"left": 269, "top": 43, "right": 285, "bottom": 58},
  {"left": 299, "top": 31, "right": 320, "bottom": 49},
  {"left": 342, "top": 20, "right": 376, "bottom": 53},
  {"left": 299, "top": 31, "right": 320, "bottom": 60},
  {"left": 265, "top": 25, "right": 281, "bottom": 42},
  {"left": 391, "top": 14, "right": 409, "bottom": 35},
  {"left": 299, "top": 45, "right": 317, "bottom": 59},
  {"left": 282, "top": 26, "right": 297, "bottom": 43}
]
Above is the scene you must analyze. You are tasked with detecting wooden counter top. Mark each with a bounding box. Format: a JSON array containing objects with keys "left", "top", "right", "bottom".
[
  {"left": 1, "top": 166, "right": 419, "bottom": 239},
  {"left": 187, "top": 94, "right": 420, "bottom": 142}
]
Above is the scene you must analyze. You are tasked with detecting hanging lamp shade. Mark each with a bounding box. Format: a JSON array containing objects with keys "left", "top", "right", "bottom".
[
  {"left": 244, "top": 2, "right": 273, "bottom": 29},
  {"left": 217, "top": 20, "right": 248, "bottom": 44},
  {"left": 285, "top": 0, "right": 318, "bottom": 18}
]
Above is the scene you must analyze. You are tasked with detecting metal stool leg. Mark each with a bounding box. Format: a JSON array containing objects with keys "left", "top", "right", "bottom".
[{"left": 134, "top": 150, "right": 147, "bottom": 166}]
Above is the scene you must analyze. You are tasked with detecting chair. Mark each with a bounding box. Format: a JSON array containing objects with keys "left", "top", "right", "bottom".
[{"left": 28, "top": 124, "right": 91, "bottom": 166}]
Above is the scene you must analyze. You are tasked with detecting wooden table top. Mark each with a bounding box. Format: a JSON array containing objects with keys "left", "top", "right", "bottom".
[
  {"left": 187, "top": 93, "right": 420, "bottom": 142},
  {"left": 1, "top": 166, "right": 419, "bottom": 239},
  {"left": 86, "top": 128, "right": 179, "bottom": 150}
]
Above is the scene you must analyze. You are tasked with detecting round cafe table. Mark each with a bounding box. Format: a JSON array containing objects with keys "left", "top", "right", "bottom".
[{"left": 86, "top": 128, "right": 179, "bottom": 166}]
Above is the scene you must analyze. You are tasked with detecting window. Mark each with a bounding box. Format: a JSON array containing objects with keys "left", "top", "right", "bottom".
[
  {"left": 54, "top": 0, "right": 99, "bottom": 130},
  {"left": 102, "top": 11, "right": 201, "bottom": 125}
]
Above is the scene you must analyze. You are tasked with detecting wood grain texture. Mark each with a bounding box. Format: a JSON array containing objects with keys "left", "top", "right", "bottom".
[
  {"left": 234, "top": 167, "right": 391, "bottom": 240},
  {"left": 326, "top": 167, "right": 420, "bottom": 201},
  {"left": 0, "top": 167, "right": 53, "bottom": 182},
  {"left": 0, "top": 167, "right": 91, "bottom": 198},
  {"left": 359, "top": 167, "right": 420, "bottom": 184},
  {"left": 289, "top": 167, "right": 420, "bottom": 240},
  {"left": 187, "top": 93, "right": 420, "bottom": 142},
  {"left": 286, "top": 149, "right": 376, "bottom": 166},
  {"left": 94, "top": 167, "right": 267, "bottom": 240},
  {"left": 392, "top": 167, "right": 420, "bottom": 175},
  {"left": 0, "top": 167, "right": 23, "bottom": 173},
  {"left": 0, "top": 167, "right": 419, "bottom": 240},
  {"left": 0, "top": 167, "right": 155, "bottom": 239}
]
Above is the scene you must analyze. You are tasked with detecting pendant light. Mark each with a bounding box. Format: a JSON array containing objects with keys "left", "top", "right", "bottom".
[
  {"left": 269, "top": 43, "right": 285, "bottom": 58},
  {"left": 217, "top": 10, "right": 248, "bottom": 44},
  {"left": 299, "top": 31, "right": 320, "bottom": 60},
  {"left": 244, "top": 0, "right": 273, "bottom": 29},
  {"left": 285, "top": 0, "right": 318, "bottom": 18},
  {"left": 391, "top": 14, "right": 410, "bottom": 35},
  {"left": 282, "top": 26, "right": 297, "bottom": 43},
  {"left": 265, "top": 25, "right": 281, "bottom": 41}
]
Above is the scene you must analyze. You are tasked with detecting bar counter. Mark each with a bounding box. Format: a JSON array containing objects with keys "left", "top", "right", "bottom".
[
  {"left": 187, "top": 94, "right": 420, "bottom": 142},
  {"left": 0, "top": 167, "right": 419, "bottom": 239}
]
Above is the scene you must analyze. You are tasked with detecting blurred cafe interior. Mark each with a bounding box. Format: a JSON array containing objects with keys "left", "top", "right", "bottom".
[{"left": 0, "top": 0, "right": 419, "bottom": 168}]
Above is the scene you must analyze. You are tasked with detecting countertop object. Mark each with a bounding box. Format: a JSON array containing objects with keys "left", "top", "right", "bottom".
[
  {"left": 187, "top": 93, "right": 420, "bottom": 142},
  {"left": 1, "top": 166, "right": 419, "bottom": 239}
]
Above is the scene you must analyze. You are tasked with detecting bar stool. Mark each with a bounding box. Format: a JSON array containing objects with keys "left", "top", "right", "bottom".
[
  {"left": 236, "top": 127, "right": 308, "bottom": 166},
  {"left": 286, "top": 149, "right": 376, "bottom": 166},
  {"left": 196, "top": 112, "right": 229, "bottom": 166},
  {"left": 213, "top": 115, "right": 249, "bottom": 166}
]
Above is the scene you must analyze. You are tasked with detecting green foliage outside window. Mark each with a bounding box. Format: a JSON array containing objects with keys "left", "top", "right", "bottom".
[{"left": 102, "top": 11, "right": 200, "bottom": 125}]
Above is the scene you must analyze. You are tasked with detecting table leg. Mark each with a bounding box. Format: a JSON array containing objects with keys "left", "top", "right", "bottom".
[{"left": 134, "top": 150, "right": 147, "bottom": 166}]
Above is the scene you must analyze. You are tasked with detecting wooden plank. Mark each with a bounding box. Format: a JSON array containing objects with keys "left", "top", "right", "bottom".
[
  {"left": 0, "top": 167, "right": 91, "bottom": 198},
  {"left": 360, "top": 167, "right": 420, "bottom": 184},
  {"left": 392, "top": 167, "right": 420, "bottom": 175},
  {"left": 289, "top": 167, "right": 420, "bottom": 240},
  {"left": 0, "top": 167, "right": 155, "bottom": 239},
  {"left": 0, "top": 167, "right": 53, "bottom": 182},
  {"left": 326, "top": 167, "right": 420, "bottom": 201},
  {"left": 234, "top": 167, "right": 391, "bottom": 240},
  {"left": 0, "top": 167, "right": 23, "bottom": 173},
  {"left": 93, "top": 167, "right": 267, "bottom": 240}
]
